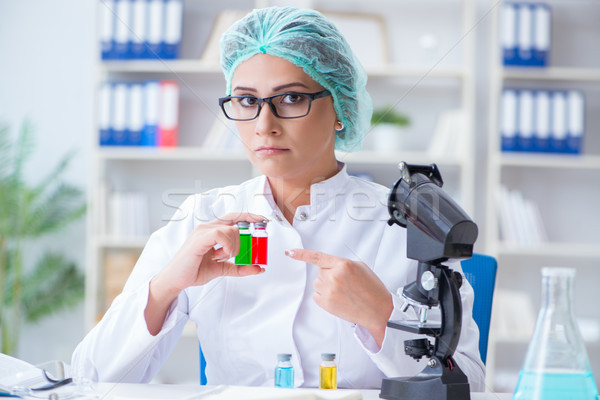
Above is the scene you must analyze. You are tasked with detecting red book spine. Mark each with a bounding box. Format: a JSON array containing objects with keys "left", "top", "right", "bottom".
[{"left": 158, "top": 80, "right": 179, "bottom": 147}]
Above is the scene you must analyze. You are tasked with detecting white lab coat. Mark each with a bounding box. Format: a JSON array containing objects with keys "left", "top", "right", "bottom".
[{"left": 72, "top": 164, "right": 485, "bottom": 390}]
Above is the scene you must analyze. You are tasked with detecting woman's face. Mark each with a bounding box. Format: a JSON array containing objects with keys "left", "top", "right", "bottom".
[{"left": 230, "top": 54, "right": 338, "bottom": 182}]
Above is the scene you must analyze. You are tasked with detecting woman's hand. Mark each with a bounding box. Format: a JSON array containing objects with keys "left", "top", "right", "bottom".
[
  {"left": 285, "top": 248, "right": 393, "bottom": 348},
  {"left": 159, "top": 212, "right": 267, "bottom": 291},
  {"left": 146, "top": 212, "right": 266, "bottom": 335}
]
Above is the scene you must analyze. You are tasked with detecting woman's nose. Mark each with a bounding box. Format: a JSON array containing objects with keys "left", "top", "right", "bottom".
[{"left": 254, "top": 103, "right": 281, "bottom": 136}]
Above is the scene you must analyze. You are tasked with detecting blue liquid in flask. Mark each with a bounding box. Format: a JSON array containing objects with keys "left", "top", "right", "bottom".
[
  {"left": 275, "top": 365, "right": 294, "bottom": 388},
  {"left": 513, "top": 268, "right": 599, "bottom": 400},
  {"left": 513, "top": 371, "right": 598, "bottom": 400}
]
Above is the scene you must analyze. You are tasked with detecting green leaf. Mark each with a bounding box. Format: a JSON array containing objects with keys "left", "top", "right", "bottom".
[
  {"left": 29, "top": 150, "right": 76, "bottom": 206},
  {"left": 1, "top": 247, "right": 17, "bottom": 304},
  {"left": 22, "top": 183, "right": 86, "bottom": 237},
  {"left": 371, "top": 107, "right": 410, "bottom": 127},
  {"left": 0, "top": 180, "right": 22, "bottom": 238},
  {"left": 0, "top": 120, "right": 85, "bottom": 348},
  {"left": 0, "top": 124, "right": 13, "bottom": 179},
  {"left": 21, "top": 252, "right": 85, "bottom": 323},
  {"left": 9, "top": 120, "right": 35, "bottom": 190},
  {"left": 0, "top": 121, "right": 86, "bottom": 239}
]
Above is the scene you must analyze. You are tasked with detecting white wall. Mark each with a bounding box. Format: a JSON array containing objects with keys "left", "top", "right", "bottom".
[{"left": 0, "top": 0, "right": 96, "bottom": 364}]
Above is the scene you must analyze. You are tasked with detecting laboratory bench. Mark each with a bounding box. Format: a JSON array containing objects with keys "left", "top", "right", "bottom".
[{"left": 95, "top": 382, "right": 513, "bottom": 400}]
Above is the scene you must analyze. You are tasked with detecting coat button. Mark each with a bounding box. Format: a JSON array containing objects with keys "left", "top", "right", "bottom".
[
  {"left": 298, "top": 212, "right": 308, "bottom": 221},
  {"left": 275, "top": 214, "right": 283, "bottom": 221}
]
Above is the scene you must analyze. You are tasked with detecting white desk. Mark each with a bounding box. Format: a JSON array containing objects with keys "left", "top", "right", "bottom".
[{"left": 97, "top": 383, "right": 513, "bottom": 400}]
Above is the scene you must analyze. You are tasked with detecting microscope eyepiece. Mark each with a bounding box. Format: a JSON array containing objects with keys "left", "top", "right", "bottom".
[{"left": 387, "top": 162, "right": 478, "bottom": 262}]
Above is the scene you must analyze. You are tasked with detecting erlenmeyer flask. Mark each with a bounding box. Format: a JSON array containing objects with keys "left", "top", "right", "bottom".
[{"left": 513, "top": 267, "right": 598, "bottom": 400}]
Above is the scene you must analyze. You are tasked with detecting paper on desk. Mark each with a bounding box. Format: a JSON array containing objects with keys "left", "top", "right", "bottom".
[
  {"left": 110, "top": 385, "right": 362, "bottom": 400},
  {"left": 0, "top": 353, "right": 46, "bottom": 390}
]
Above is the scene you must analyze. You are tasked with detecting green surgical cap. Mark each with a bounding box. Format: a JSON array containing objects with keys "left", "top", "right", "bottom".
[{"left": 220, "top": 6, "right": 372, "bottom": 153}]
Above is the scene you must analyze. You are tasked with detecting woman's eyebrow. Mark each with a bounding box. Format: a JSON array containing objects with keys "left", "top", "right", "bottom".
[
  {"left": 272, "top": 82, "right": 310, "bottom": 92},
  {"left": 232, "top": 86, "right": 257, "bottom": 93},
  {"left": 232, "top": 82, "right": 310, "bottom": 94}
]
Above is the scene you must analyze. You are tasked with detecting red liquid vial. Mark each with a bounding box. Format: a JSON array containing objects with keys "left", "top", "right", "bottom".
[{"left": 252, "top": 222, "right": 268, "bottom": 265}]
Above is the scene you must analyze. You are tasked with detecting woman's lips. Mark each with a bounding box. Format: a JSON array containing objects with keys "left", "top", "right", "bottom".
[{"left": 255, "top": 146, "right": 290, "bottom": 156}]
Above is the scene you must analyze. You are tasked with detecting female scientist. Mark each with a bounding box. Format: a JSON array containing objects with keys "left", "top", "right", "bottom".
[{"left": 72, "top": 6, "right": 485, "bottom": 390}]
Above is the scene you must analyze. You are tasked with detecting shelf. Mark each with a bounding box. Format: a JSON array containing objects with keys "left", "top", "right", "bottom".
[
  {"left": 337, "top": 150, "right": 463, "bottom": 166},
  {"left": 100, "top": 59, "right": 222, "bottom": 74},
  {"left": 96, "top": 147, "right": 463, "bottom": 166},
  {"left": 96, "top": 147, "right": 250, "bottom": 161},
  {"left": 100, "top": 60, "right": 465, "bottom": 80},
  {"left": 314, "top": 0, "right": 465, "bottom": 5},
  {"left": 485, "top": 2, "right": 600, "bottom": 392},
  {"left": 502, "top": 67, "right": 600, "bottom": 83},
  {"left": 496, "top": 242, "right": 600, "bottom": 259},
  {"left": 493, "top": 336, "right": 600, "bottom": 346},
  {"left": 366, "top": 65, "right": 465, "bottom": 80},
  {"left": 496, "top": 153, "right": 600, "bottom": 170}
]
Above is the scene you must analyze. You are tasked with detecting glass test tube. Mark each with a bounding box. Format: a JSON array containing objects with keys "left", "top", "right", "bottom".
[
  {"left": 274, "top": 353, "right": 294, "bottom": 388},
  {"left": 319, "top": 353, "right": 337, "bottom": 390},
  {"left": 235, "top": 222, "right": 251, "bottom": 265},
  {"left": 251, "top": 222, "right": 268, "bottom": 265}
]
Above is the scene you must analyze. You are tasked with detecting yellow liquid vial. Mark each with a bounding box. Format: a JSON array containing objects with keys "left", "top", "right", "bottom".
[{"left": 319, "top": 365, "right": 337, "bottom": 390}]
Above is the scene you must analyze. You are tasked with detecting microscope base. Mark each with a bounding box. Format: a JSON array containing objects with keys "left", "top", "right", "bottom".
[{"left": 379, "top": 358, "right": 470, "bottom": 400}]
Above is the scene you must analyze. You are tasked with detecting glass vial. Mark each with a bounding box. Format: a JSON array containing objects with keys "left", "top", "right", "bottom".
[
  {"left": 251, "top": 222, "right": 268, "bottom": 265},
  {"left": 274, "top": 353, "right": 294, "bottom": 388},
  {"left": 235, "top": 222, "right": 251, "bottom": 265},
  {"left": 513, "top": 267, "right": 599, "bottom": 400},
  {"left": 319, "top": 353, "right": 337, "bottom": 390}
]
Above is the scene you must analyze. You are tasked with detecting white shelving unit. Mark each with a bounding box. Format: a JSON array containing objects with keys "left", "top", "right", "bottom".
[
  {"left": 484, "top": 0, "right": 600, "bottom": 392},
  {"left": 86, "top": 0, "right": 476, "bottom": 383}
]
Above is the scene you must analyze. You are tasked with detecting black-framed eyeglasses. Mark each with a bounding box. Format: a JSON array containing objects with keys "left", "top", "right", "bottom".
[{"left": 218, "top": 90, "right": 331, "bottom": 121}]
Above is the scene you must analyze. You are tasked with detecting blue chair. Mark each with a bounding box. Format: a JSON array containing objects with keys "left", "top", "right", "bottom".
[
  {"left": 460, "top": 253, "right": 498, "bottom": 365},
  {"left": 199, "top": 344, "right": 207, "bottom": 385}
]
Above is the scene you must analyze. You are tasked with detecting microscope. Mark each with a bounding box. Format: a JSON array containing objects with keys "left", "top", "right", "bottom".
[{"left": 379, "top": 162, "right": 478, "bottom": 400}]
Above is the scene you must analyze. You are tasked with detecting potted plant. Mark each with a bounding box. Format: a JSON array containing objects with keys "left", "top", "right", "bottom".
[
  {"left": 368, "top": 107, "right": 411, "bottom": 153},
  {"left": 0, "top": 121, "right": 86, "bottom": 355}
]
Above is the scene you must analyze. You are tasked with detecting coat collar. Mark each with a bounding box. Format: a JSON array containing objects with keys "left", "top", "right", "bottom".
[{"left": 250, "top": 161, "right": 350, "bottom": 220}]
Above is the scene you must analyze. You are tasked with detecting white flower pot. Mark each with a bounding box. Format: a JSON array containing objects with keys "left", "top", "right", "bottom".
[{"left": 370, "top": 124, "right": 408, "bottom": 153}]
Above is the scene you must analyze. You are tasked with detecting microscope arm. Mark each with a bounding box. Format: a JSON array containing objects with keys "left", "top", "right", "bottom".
[{"left": 434, "top": 264, "right": 463, "bottom": 362}]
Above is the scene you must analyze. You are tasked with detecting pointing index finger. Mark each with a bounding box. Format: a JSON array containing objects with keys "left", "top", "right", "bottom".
[{"left": 285, "top": 248, "right": 341, "bottom": 269}]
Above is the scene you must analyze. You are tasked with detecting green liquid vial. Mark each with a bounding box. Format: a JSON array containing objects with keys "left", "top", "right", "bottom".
[
  {"left": 319, "top": 353, "right": 337, "bottom": 390},
  {"left": 235, "top": 222, "right": 252, "bottom": 265}
]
